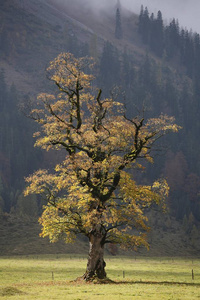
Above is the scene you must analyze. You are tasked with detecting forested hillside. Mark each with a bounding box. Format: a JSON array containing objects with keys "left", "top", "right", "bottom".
[{"left": 0, "top": 0, "right": 200, "bottom": 255}]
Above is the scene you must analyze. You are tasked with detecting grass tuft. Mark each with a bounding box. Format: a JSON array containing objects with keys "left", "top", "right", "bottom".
[{"left": 0, "top": 287, "right": 25, "bottom": 297}]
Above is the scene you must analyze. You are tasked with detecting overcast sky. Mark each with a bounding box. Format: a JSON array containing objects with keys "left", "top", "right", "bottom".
[
  {"left": 123, "top": 0, "right": 200, "bottom": 33},
  {"left": 81, "top": 0, "right": 200, "bottom": 33}
]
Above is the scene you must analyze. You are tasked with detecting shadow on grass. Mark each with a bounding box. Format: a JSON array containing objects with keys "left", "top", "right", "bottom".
[
  {"left": 8, "top": 279, "right": 200, "bottom": 288},
  {"left": 113, "top": 280, "right": 200, "bottom": 286},
  {"left": 73, "top": 276, "right": 200, "bottom": 286}
]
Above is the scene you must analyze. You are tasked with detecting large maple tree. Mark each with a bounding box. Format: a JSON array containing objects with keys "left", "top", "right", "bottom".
[{"left": 25, "top": 53, "right": 180, "bottom": 281}]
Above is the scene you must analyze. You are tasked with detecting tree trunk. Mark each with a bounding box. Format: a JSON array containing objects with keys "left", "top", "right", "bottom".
[{"left": 83, "top": 229, "right": 106, "bottom": 281}]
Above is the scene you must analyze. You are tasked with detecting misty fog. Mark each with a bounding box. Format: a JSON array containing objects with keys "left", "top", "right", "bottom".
[{"left": 72, "top": 0, "right": 200, "bottom": 33}]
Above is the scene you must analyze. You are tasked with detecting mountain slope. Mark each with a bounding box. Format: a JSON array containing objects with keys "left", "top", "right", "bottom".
[{"left": 0, "top": 0, "right": 143, "bottom": 94}]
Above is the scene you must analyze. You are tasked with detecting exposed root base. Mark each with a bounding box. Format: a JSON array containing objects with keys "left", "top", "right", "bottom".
[{"left": 73, "top": 276, "right": 115, "bottom": 284}]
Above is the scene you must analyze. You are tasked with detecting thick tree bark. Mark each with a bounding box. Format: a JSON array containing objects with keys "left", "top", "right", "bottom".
[{"left": 83, "top": 229, "right": 107, "bottom": 281}]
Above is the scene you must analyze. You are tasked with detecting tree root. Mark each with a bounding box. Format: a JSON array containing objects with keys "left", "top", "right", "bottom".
[{"left": 73, "top": 275, "right": 115, "bottom": 284}]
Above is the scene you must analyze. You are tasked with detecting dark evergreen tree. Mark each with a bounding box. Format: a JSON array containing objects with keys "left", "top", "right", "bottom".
[
  {"left": 138, "top": 54, "right": 152, "bottom": 88},
  {"left": 163, "top": 76, "right": 179, "bottom": 115},
  {"left": 138, "top": 5, "right": 144, "bottom": 34},
  {"left": 193, "top": 33, "right": 200, "bottom": 103},
  {"left": 183, "top": 30, "right": 195, "bottom": 76},
  {"left": 164, "top": 19, "right": 180, "bottom": 59},
  {"left": 0, "top": 68, "right": 7, "bottom": 110},
  {"left": 98, "top": 41, "right": 120, "bottom": 92},
  {"left": 150, "top": 10, "right": 164, "bottom": 57},
  {"left": 180, "top": 28, "right": 186, "bottom": 63},
  {"left": 121, "top": 49, "right": 135, "bottom": 89},
  {"left": 138, "top": 6, "right": 150, "bottom": 44},
  {"left": 155, "top": 10, "right": 164, "bottom": 56},
  {"left": 115, "top": 7, "right": 123, "bottom": 39}
]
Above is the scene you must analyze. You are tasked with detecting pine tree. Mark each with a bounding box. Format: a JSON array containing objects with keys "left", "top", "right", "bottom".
[
  {"left": 115, "top": 7, "right": 123, "bottom": 39},
  {"left": 99, "top": 41, "right": 120, "bottom": 91},
  {"left": 140, "top": 7, "right": 150, "bottom": 44},
  {"left": 165, "top": 18, "right": 180, "bottom": 59},
  {"left": 0, "top": 68, "right": 7, "bottom": 110},
  {"left": 138, "top": 5, "right": 144, "bottom": 34},
  {"left": 184, "top": 30, "right": 195, "bottom": 77},
  {"left": 155, "top": 10, "right": 164, "bottom": 56}
]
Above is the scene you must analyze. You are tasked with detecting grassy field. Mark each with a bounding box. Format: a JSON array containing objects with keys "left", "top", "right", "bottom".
[{"left": 0, "top": 255, "right": 200, "bottom": 299}]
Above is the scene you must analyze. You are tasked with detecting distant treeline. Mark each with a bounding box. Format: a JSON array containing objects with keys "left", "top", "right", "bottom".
[{"left": 138, "top": 6, "right": 200, "bottom": 83}]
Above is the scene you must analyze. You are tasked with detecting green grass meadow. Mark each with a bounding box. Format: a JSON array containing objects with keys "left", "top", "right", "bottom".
[{"left": 0, "top": 255, "right": 200, "bottom": 299}]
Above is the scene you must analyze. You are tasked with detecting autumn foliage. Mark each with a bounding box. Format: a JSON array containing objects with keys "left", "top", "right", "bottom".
[{"left": 25, "top": 52, "right": 180, "bottom": 280}]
